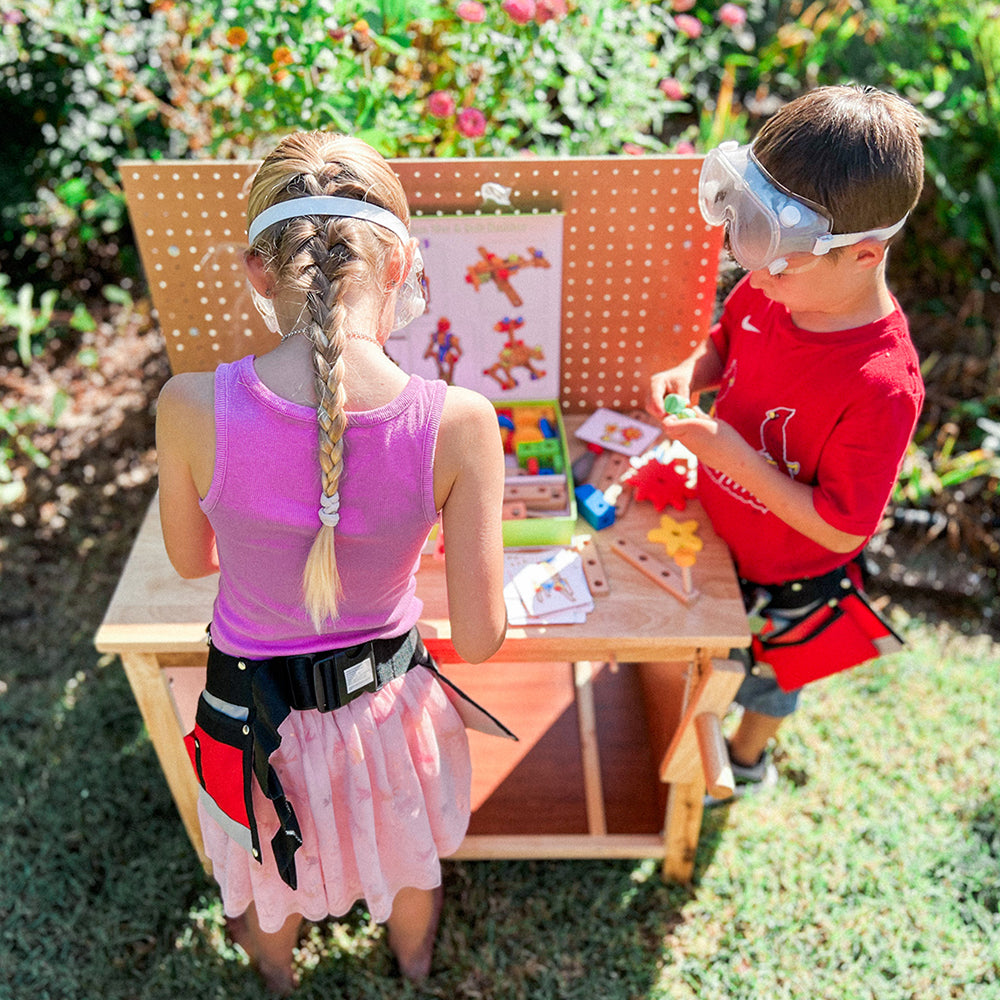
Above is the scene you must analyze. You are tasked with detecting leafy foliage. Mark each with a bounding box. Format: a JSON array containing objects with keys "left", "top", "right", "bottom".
[{"left": 1, "top": 0, "right": 997, "bottom": 536}]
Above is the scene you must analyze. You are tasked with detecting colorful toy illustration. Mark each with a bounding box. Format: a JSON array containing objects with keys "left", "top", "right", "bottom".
[
  {"left": 465, "top": 246, "right": 551, "bottom": 307},
  {"left": 534, "top": 567, "right": 578, "bottom": 605},
  {"left": 574, "top": 407, "right": 661, "bottom": 457},
  {"left": 483, "top": 315, "right": 547, "bottom": 391},
  {"left": 600, "top": 422, "right": 644, "bottom": 448},
  {"left": 648, "top": 514, "right": 703, "bottom": 595},
  {"left": 423, "top": 316, "right": 463, "bottom": 384}
]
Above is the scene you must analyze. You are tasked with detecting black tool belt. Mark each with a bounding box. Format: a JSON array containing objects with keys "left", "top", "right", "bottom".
[
  {"left": 739, "top": 559, "right": 862, "bottom": 615},
  {"left": 204, "top": 628, "right": 424, "bottom": 714},
  {"left": 187, "top": 626, "right": 430, "bottom": 891}
]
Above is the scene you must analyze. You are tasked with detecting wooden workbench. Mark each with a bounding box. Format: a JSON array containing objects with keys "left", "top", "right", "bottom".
[
  {"left": 98, "top": 154, "right": 749, "bottom": 883},
  {"left": 95, "top": 417, "right": 749, "bottom": 882}
]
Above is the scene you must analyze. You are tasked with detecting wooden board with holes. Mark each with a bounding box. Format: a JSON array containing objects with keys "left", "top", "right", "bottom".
[{"left": 120, "top": 157, "right": 723, "bottom": 413}]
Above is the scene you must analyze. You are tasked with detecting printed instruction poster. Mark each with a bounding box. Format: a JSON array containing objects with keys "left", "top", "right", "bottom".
[{"left": 386, "top": 213, "right": 564, "bottom": 401}]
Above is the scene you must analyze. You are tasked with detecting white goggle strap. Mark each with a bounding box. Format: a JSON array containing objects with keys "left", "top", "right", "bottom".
[
  {"left": 247, "top": 195, "right": 410, "bottom": 246},
  {"left": 810, "top": 214, "right": 909, "bottom": 255}
]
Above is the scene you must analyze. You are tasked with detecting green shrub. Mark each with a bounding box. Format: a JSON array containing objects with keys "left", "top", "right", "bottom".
[
  {"left": 6, "top": 0, "right": 998, "bottom": 301},
  {"left": 0, "top": 0, "right": 780, "bottom": 298}
]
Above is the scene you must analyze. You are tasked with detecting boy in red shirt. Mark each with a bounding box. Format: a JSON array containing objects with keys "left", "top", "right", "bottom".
[{"left": 649, "top": 86, "right": 926, "bottom": 792}]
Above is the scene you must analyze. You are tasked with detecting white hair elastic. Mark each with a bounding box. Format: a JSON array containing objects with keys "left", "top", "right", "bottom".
[
  {"left": 248, "top": 195, "right": 410, "bottom": 246},
  {"left": 318, "top": 490, "right": 341, "bottom": 528}
]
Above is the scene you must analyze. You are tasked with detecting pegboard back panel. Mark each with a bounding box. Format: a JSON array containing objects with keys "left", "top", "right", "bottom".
[{"left": 121, "top": 156, "right": 722, "bottom": 412}]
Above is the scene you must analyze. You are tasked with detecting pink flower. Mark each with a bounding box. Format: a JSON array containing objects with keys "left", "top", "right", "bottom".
[
  {"left": 427, "top": 90, "right": 456, "bottom": 118},
  {"left": 502, "top": 0, "right": 536, "bottom": 25},
  {"left": 623, "top": 142, "right": 645, "bottom": 156},
  {"left": 457, "top": 107, "right": 487, "bottom": 137},
  {"left": 659, "top": 77, "right": 685, "bottom": 101},
  {"left": 456, "top": 1, "right": 487, "bottom": 22},
  {"left": 718, "top": 3, "right": 747, "bottom": 27},
  {"left": 674, "top": 13, "right": 703, "bottom": 38},
  {"left": 535, "top": 0, "right": 568, "bottom": 23},
  {"left": 671, "top": 0, "right": 697, "bottom": 10},
  {"left": 674, "top": 141, "right": 697, "bottom": 155}
]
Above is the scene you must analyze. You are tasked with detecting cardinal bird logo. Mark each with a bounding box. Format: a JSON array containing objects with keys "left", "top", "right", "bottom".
[{"left": 758, "top": 407, "right": 800, "bottom": 478}]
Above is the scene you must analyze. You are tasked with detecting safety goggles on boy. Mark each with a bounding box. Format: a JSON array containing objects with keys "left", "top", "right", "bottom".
[{"left": 698, "top": 141, "right": 908, "bottom": 275}]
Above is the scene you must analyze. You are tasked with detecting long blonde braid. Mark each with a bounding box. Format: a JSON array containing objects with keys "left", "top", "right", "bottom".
[{"left": 246, "top": 133, "right": 410, "bottom": 628}]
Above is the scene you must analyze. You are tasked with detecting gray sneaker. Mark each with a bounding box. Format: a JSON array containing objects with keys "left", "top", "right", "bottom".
[{"left": 704, "top": 744, "right": 778, "bottom": 806}]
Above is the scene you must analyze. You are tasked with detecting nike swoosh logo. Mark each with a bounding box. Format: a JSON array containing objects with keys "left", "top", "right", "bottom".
[{"left": 741, "top": 315, "right": 760, "bottom": 333}]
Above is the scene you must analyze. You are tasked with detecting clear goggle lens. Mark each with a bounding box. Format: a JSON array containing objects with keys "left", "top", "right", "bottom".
[
  {"left": 698, "top": 142, "right": 833, "bottom": 272},
  {"left": 391, "top": 246, "right": 429, "bottom": 331},
  {"left": 699, "top": 142, "right": 908, "bottom": 274}
]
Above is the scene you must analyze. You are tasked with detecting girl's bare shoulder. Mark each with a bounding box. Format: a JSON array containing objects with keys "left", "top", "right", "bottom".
[
  {"left": 158, "top": 370, "right": 215, "bottom": 408},
  {"left": 439, "top": 384, "right": 497, "bottom": 434}
]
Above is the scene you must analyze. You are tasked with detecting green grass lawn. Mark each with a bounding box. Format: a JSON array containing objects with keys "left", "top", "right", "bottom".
[{"left": 1, "top": 612, "right": 997, "bottom": 1000}]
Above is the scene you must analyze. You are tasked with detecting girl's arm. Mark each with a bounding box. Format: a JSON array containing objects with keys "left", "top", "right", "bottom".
[
  {"left": 155, "top": 373, "right": 220, "bottom": 578},
  {"left": 434, "top": 387, "right": 507, "bottom": 664}
]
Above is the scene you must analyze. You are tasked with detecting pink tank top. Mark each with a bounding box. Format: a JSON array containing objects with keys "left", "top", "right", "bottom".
[{"left": 199, "top": 355, "right": 445, "bottom": 657}]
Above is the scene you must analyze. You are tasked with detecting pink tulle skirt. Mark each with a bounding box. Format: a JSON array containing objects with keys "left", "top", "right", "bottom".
[{"left": 198, "top": 665, "right": 471, "bottom": 933}]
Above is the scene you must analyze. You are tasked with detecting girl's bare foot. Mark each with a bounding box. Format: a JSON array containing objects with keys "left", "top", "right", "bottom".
[
  {"left": 226, "top": 906, "right": 302, "bottom": 996},
  {"left": 386, "top": 885, "right": 444, "bottom": 980}
]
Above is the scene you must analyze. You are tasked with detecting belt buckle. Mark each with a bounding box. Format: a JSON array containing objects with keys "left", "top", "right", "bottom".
[{"left": 312, "top": 643, "right": 378, "bottom": 712}]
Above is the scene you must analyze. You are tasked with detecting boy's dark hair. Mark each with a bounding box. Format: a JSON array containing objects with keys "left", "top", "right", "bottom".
[{"left": 752, "top": 85, "right": 925, "bottom": 236}]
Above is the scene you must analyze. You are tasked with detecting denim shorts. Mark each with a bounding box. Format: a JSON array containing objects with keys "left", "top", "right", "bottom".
[{"left": 730, "top": 646, "right": 802, "bottom": 718}]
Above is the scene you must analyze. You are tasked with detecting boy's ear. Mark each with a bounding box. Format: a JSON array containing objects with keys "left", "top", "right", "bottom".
[
  {"left": 244, "top": 251, "right": 274, "bottom": 295},
  {"left": 851, "top": 238, "right": 889, "bottom": 270}
]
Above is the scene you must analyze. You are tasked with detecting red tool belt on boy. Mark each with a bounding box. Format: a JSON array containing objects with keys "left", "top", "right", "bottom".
[{"left": 741, "top": 559, "right": 903, "bottom": 692}]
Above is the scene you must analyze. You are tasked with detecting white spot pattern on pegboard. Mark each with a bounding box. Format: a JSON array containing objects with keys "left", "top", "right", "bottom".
[{"left": 122, "top": 157, "right": 722, "bottom": 411}]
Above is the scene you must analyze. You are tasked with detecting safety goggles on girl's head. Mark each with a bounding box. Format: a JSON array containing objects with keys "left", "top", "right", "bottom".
[{"left": 698, "top": 141, "right": 908, "bottom": 275}]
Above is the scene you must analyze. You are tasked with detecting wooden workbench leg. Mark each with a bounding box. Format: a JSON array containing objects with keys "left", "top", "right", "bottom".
[
  {"left": 662, "top": 778, "right": 706, "bottom": 883},
  {"left": 119, "top": 652, "right": 210, "bottom": 873},
  {"left": 637, "top": 654, "right": 745, "bottom": 883},
  {"left": 573, "top": 661, "right": 607, "bottom": 837}
]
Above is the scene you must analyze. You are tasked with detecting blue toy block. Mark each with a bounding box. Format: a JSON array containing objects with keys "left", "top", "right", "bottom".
[{"left": 574, "top": 484, "right": 615, "bottom": 530}]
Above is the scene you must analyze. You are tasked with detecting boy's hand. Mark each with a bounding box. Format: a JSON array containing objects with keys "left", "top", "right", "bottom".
[
  {"left": 648, "top": 368, "right": 694, "bottom": 420},
  {"left": 660, "top": 411, "right": 744, "bottom": 474}
]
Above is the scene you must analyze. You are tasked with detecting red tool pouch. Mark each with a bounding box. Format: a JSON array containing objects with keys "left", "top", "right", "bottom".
[
  {"left": 751, "top": 588, "right": 903, "bottom": 692},
  {"left": 183, "top": 698, "right": 254, "bottom": 836}
]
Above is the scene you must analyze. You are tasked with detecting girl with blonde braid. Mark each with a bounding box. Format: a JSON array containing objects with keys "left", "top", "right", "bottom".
[{"left": 156, "top": 132, "right": 507, "bottom": 994}]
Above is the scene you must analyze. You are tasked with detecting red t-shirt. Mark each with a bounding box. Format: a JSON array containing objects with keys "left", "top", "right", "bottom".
[{"left": 698, "top": 276, "right": 925, "bottom": 584}]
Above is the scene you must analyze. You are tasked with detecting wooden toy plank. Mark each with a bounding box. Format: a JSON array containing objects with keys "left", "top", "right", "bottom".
[
  {"left": 504, "top": 482, "right": 568, "bottom": 510},
  {"left": 594, "top": 451, "right": 634, "bottom": 517},
  {"left": 574, "top": 534, "right": 611, "bottom": 596},
  {"left": 609, "top": 537, "right": 699, "bottom": 605}
]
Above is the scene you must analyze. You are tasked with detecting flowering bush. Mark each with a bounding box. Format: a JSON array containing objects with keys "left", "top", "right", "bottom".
[
  {"left": 1, "top": 0, "right": 763, "bottom": 295},
  {"left": 1, "top": 0, "right": 997, "bottom": 313}
]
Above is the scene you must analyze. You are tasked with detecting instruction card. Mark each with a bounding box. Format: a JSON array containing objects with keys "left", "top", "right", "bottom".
[
  {"left": 504, "top": 546, "right": 594, "bottom": 625},
  {"left": 386, "top": 213, "right": 564, "bottom": 402},
  {"left": 574, "top": 406, "right": 662, "bottom": 456}
]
